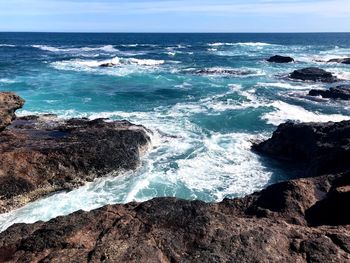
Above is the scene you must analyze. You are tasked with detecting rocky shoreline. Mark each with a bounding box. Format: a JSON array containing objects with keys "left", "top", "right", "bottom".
[
  {"left": 0, "top": 90, "right": 349, "bottom": 262},
  {"left": 0, "top": 122, "right": 349, "bottom": 261}
]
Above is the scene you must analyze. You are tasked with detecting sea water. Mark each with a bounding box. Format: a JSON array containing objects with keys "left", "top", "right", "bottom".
[{"left": 0, "top": 33, "right": 350, "bottom": 231}]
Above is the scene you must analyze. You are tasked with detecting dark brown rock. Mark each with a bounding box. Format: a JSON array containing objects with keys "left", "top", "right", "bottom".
[
  {"left": 308, "top": 85, "right": 350, "bottom": 100},
  {"left": 0, "top": 92, "right": 25, "bottom": 132},
  {"left": 289, "top": 67, "right": 338, "bottom": 82},
  {"left": 0, "top": 97, "right": 151, "bottom": 213},
  {"left": 253, "top": 120, "right": 350, "bottom": 177},
  {"left": 328, "top": 58, "right": 350, "bottom": 65},
  {"left": 267, "top": 55, "right": 294, "bottom": 63}
]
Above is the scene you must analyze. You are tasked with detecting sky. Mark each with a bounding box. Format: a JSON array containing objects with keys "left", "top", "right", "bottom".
[{"left": 0, "top": 0, "right": 349, "bottom": 32}]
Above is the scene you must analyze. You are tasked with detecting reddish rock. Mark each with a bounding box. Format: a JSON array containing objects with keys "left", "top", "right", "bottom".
[{"left": 0, "top": 92, "right": 25, "bottom": 131}]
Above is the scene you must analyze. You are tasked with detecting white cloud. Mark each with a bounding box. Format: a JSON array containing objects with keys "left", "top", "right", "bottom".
[{"left": 0, "top": 0, "right": 349, "bottom": 17}]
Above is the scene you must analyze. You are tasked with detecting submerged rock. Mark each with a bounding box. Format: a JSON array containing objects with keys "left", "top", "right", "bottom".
[
  {"left": 328, "top": 58, "right": 350, "bottom": 65},
  {"left": 289, "top": 67, "right": 338, "bottom": 82},
  {"left": 267, "top": 55, "right": 294, "bottom": 63},
  {"left": 0, "top": 94, "right": 151, "bottom": 213},
  {"left": 1, "top": 120, "right": 350, "bottom": 262},
  {"left": 0, "top": 92, "right": 25, "bottom": 131},
  {"left": 193, "top": 68, "right": 255, "bottom": 76},
  {"left": 309, "top": 85, "right": 350, "bottom": 100}
]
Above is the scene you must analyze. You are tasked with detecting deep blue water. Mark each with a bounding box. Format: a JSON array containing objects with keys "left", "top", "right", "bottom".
[{"left": 0, "top": 33, "right": 350, "bottom": 230}]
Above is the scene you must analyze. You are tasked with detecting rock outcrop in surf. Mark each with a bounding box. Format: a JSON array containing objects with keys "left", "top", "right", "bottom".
[
  {"left": 267, "top": 55, "right": 294, "bottom": 63},
  {"left": 308, "top": 85, "right": 350, "bottom": 100},
  {"left": 289, "top": 67, "right": 338, "bottom": 82},
  {"left": 0, "top": 93, "right": 151, "bottom": 213},
  {"left": 328, "top": 58, "right": 350, "bottom": 65}
]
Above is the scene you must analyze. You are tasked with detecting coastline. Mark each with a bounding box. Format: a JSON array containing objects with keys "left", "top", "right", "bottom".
[
  {"left": 1, "top": 90, "right": 350, "bottom": 262},
  {"left": 1, "top": 32, "right": 350, "bottom": 262}
]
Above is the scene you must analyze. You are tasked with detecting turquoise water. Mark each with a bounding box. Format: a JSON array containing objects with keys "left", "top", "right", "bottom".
[{"left": 0, "top": 33, "right": 350, "bottom": 231}]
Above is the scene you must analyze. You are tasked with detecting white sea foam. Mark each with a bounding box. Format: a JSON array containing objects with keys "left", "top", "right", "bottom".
[
  {"left": 51, "top": 56, "right": 165, "bottom": 76},
  {"left": 32, "top": 44, "right": 119, "bottom": 53},
  {"left": 262, "top": 101, "right": 350, "bottom": 125},
  {"left": 0, "top": 44, "right": 15, "bottom": 47},
  {"left": 0, "top": 123, "right": 271, "bottom": 232},
  {"left": 0, "top": 78, "right": 18, "bottom": 84},
  {"left": 256, "top": 82, "right": 319, "bottom": 90}
]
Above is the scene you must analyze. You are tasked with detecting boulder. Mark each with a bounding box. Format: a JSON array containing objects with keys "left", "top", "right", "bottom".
[
  {"left": 267, "top": 55, "right": 294, "bottom": 63},
  {"left": 289, "top": 67, "right": 338, "bottom": 82},
  {"left": 309, "top": 85, "right": 350, "bottom": 100}
]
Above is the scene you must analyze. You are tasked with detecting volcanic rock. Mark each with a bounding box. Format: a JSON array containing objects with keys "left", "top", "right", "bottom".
[
  {"left": 267, "top": 55, "right": 294, "bottom": 63},
  {"left": 289, "top": 67, "right": 338, "bottom": 82},
  {"left": 309, "top": 85, "right": 350, "bottom": 100}
]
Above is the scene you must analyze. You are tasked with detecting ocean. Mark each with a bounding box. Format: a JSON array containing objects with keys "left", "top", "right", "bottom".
[{"left": 1, "top": 32, "right": 350, "bottom": 231}]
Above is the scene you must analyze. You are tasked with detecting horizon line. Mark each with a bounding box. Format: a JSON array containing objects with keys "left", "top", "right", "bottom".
[{"left": 1, "top": 31, "right": 350, "bottom": 34}]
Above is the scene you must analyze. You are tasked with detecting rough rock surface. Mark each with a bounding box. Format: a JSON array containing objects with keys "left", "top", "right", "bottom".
[
  {"left": 253, "top": 120, "right": 350, "bottom": 177},
  {"left": 267, "top": 55, "right": 294, "bottom": 63},
  {"left": 309, "top": 85, "right": 350, "bottom": 100},
  {"left": 289, "top": 67, "right": 338, "bottom": 82},
  {"left": 0, "top": 120, "right": 350, "bottom": 262},
  {"left": 328, "top": 58, "right": 350, "bottom": 65},
  {"left": 0, "top": 173, "right": 349, "bottom": 263},
  {"left": 0, "top": 92, "right": 25, "bottom": 132},
  {"left": 0, "top": 96, "right": 151, "bottom": 213}
]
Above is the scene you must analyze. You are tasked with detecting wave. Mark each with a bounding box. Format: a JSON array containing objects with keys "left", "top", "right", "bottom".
[
  {"left": 51, "top": 57, "right": 166, "bottom": 76},
  {"left": 208, "top": 42, "right": 273, "bottom": 47},
  {"left": 256, "top": 82, "right": 320, "bottom": 90},
  {"left": 0, "top": 44, "right": 15, "bottom": 47},
  {"left": 0, "top": 78, "right": 18, "bottom": 84},
  {"left": 32, "top": 44, "right": 119, "bottom": 53},
  {"left": 262, "top": 101, "right": 350, "bottom": 126}
]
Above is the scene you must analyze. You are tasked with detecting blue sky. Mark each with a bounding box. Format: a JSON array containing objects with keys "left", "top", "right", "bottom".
[{"left": 0, "top": 0, "right": 349, "bottom": 32}]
